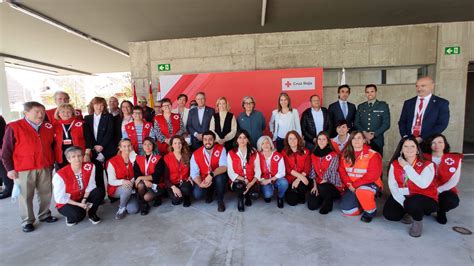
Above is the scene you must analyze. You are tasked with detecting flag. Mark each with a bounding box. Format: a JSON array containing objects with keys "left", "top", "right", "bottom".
[
  {"left": 132, "top": 81, "right": 137, "bottom": 105},
  {"left": 148, "top": 81, "right": 154, "bottom": 108},
  {"left": 340, "top": 68, "right": 346, "bottom": 85},
  {"left": 156, "top": 78, "right": 161, "bottom": 101}
]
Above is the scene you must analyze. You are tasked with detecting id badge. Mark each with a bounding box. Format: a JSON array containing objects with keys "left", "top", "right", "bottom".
[{"left": 63, "top": 139, "right": 72, "bottom": 145}]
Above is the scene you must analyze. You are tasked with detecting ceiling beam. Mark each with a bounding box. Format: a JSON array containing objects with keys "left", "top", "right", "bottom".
[
  {"left": 261, "top": 0, "right": 267, "bottom": 26},
  {"left": 0, "top": 53, "right": 93, "bottom": 75}
]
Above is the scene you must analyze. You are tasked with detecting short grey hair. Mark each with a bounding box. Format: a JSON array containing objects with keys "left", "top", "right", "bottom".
[
  {"left": 256, "top": 135, "right": 274, "bottom": 152},
  {"left": 64, "top": 146, "right": 84, "bottom": 160},
  {"left": 53, "top": 91, "right": 70, "bottom": 100}
]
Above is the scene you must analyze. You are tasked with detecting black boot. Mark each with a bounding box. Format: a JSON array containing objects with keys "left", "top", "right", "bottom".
[
  {"left": 217, "top": 200, "right": 226, "bottom": 212},
  {"left": 277, "top": 198, "right": 284, "bottom": 208},
  {"left": 245, "top": 195, "right": 252, "bottom": 206},
  {"left": 152, "top": 196, "right": 162, "bottom": 207},
  {"left": 436, "top": 211, "right": 448, "bottom": 224},
  {"left": 183, "top": 196, "right": 191, "bottom": 207},
  {"left": 140, "top": 202, "right": 150, "bottom": 215},
  {"left": 238, "top": 197, "right": 244, "bottom": 212},
  {"left": 264, "top": 198, "right": 271, "bottom": 203},
  {"left": 319, "top": 200, "right": 333, "bottom": 215}
]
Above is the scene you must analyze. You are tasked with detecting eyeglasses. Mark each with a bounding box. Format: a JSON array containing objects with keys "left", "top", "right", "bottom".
[
  {"left": 244, "top": 102, "right": 254, "bottom": 105},
  {"left": 132, "top": 112, "right": 143, "bottom": 115},
  {"left": 138, "top": 100, "right": 147, "bottom": 103}
]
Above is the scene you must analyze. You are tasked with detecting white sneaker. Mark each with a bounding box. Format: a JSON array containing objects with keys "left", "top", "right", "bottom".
[{"left": 115, "top": 207, "right": 127, "bottom": 220}]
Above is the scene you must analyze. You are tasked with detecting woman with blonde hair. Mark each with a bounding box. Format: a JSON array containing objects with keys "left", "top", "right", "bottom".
[
  {"left": 269, "top": 92, "right": 302, "bottom": 152},
  {"left": 209, "top": 97, "right": 237, "bottom": 152}
]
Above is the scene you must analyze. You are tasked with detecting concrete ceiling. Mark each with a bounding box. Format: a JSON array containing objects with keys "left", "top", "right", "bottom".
[{"left": 1, "top": 0, "right": 474, "bottom": 75}]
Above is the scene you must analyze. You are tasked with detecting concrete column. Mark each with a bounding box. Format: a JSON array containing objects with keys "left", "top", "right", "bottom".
[{"left": 0, "top": 57, "right": 13, "bottom": 122}]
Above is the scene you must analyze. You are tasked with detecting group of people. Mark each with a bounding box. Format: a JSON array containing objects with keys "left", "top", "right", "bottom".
[{"left": 0, "top": 76, "right": 462, "bottom": 238}]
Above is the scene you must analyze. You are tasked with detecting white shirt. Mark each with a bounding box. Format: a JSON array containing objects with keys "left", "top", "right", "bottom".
[
  {"left": 190, "top": 147, "right": 228, "bottom": 180},
  {"left": 388, "top": 163, "right": 435, "bottom": 206},
  {"left": 311, "top": 108, "right": 324, "bottom": 135},
  {"left": 263, "top": 152, "right": 286, "bottom": 179},
  {"left": 332, "top": 134, "right": 349, "bottom": 151},
  {"left": 227, "top": 149, "right": 261, "bottom": 181},
  {"left": 411, "top": 93, "right": 432, "bottom": 133},
  {"left": 93, "top": 113, "right": 101, "bottom": 140},
  {"left": 338, "top": 100, "right": 348, "bottom": 118},
  {"left": 269, "top": 109, "right": 301, "bottom": 140},
  {"left": 52, "top": 165, "right": 97, "bottom": 204},
  {"left": 197, "top": 107, "right": 205, "bottom": 125}
]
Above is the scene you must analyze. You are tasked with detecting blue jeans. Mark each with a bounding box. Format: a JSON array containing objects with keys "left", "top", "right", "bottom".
[
  {"left": 193, "top": 173, "right": 227, "bottom": 201},
  {"left": 261, "top": 178, "right": 289, "bottom": 199}
]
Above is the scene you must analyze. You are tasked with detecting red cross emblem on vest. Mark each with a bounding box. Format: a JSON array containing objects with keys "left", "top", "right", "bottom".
[
  {"left": 75, "top": 122, "right": 82, "bottom": 127},
  {"left": 151, "top": 157, "right": 157, "bottom": 163},
  {"left": 325, "top": 155, "right": 332, "bottom": 161},
  {"left": 273, "top": 155, "right": 280, "bottom": 161},
  {"left": 214, "top": 150, "right": 220, "bottom": 157},
  {"left": 84, "top": 164, "right": 92, "bottom": 171},
  {"left": 144, "top": 124, "right": 150, "bottom": 129},
  {"left": 44, "top": 123, "right": 52, "bottom": 129},
  {"left": 173, "top": 115, "right": 180, "bottom": 120},
  {"left": 445, "top": 158, "right": 455, "bottom": 166}
]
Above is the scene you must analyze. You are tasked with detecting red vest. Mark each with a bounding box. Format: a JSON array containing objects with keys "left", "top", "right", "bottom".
[
  {"left": 46, "top": 108, "right": 83, "bottom": 124},
  {"left": 282, "top": 148, "right": 310, "bottom": 183},
  {"left": 124, "top": 121, "right": 153, "bottom": 153},
  {"left": 53, "top": 120, "right": 86, "bottom": 164},
  {"left": 258, "top": 151, "right": 282, "bottom": 180},
  {"left": 311, "top": 151, "right": 337, "bottom": 183},
  {"left": 228, "top": 149, "right": 257, "bottom": 182},
  {"left": 106, "top": 155, "right": 135, "bottom": 196},
  {"left": 154, "top": 113, "right": 182, "bottom": 155},
  {"left": 425, "top": 153, "right": 463, "bottom": 194},
  {"left": 9, "top": 119, "right": 55, "bottom": 171},
  {"left": 392, "top": 160, "right": 438, "bottom": 202},
  {"left": 163, "top": 152, "right": 190, "bottom": 185},
  {"left": 193, "top": 144, "right": 224, "bottom": 178},
  {"left": 135, "top": 154, "right": 165, "bottom": 189},
  {"left": 55, "top": 163, "right": 93, "bottom": 209}
]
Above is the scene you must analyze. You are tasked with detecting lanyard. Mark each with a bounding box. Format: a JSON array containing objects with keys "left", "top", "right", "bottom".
[
  {"left": 203, "top": 148, "right": 212, "bottom": 174},
  {"left": 144, "top": 155, "right": 153, "bottom": 175},
  {"left": 403, "top": 159, "right": 417, "bottom": 186},
  {"left": 238, "top": 149, "right": 247, "bottom": 178},
  {"left": 62, "top": 120, "right": 75, "bottom": 139}
]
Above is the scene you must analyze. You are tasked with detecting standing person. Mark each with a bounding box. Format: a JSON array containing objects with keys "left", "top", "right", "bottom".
[
  {"left": 282, "top": 131, "right": 311, "bottom": 206},
  {"left": 328, "top": 85, "right": 356, "bottom": 137},
  {"left": 425, "top": 134, "right": 462, "bottom": 224},
  {"left": 0, "top": 115, "right": 13, "bottom": 199},
  {"left": 154, "top": 100, "right": 163, "bottom": 116},
  {"left": 53, "top": 146, "right": 103, "bottom": 226},
  {"left": 172, "top": 94, "right": 190, "bottom": 129},
  {"left": 190, "top": 131, "right": 228, "bottom": 212},
  {"left": 355, "top": 84, "right": 390, "bottom": 155},
  {"left": 237, "top": 96, "right": 266, "bottom": 147},
  {"left": 119, "top": 100, "right": 134, "bottom": 133},
  {"left": 84, "top": 97, "right": 115, "bottom": 197},
  {"left": 46, "top": 91, "right": 83, "bottom": 123},
  {"left": 108, "top": 96, "right": 120, "bottom": 117},
  {"left": 186, "top": 92, "right": 215, "bottom": 150},
  {"left": 154, "top": 98, "right": 185, "bottom": 155},
  {"left": 138, "top": 96, "right": 155, "bottom": 123},
  {"left": 269, "top": 92, "right": 302, "bottom": 152},
  {"left": 256, "top": 135, "right": 288, "bottom": 208},
  {"left": 123, "top": 106, "right": 155, "bottom": 155},
  {"left": 107, "top": 139, "right": 139, "bottom": 220},
  {"left": 108, "top": 96, "right": 122, "bottom": 149},
  {"left": 209, "top": 97, "right": 237, "bottom": 152},
  {"left": 53, "top": 104, "right": 90, "bottom": 170},
  {"left": 339, "top": 131, "right": 383, "bottom": 223},
  {"left": 383, "top": 136, "right": 438, "bottom": 237},
  {"left": 308, "top": 132, "right": 344, "bottom": 214},
  {"left": 163, "top": 135, "right": 193, "bottom": 207},
  {"left": 300, "top": 94, "right": 331, "bottom": 151},
  {"left": 2, "top": 102, "right": 58, "bottom": 232},
  {"left": 134, "top": 137, "right": 166, "bottom": 215},
  {"left": 398, "top": 76, "right": 450, "bottom": 144},
  {"left": 331, "top": 120, "right": 350, "bottom": 154},
  {"left": 227, "top": 130, "right": 261, "bottom": 212}
]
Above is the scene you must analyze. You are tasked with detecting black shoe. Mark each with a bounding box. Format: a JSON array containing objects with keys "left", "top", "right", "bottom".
[
  {"left": 277, "top": 198, "right": 284, "bottom": 209},
  {"left": 245, "top": 196, "right": 252, "bottom": 206},
  {"left": 205, "top": 194, "right": 214, "bottom": 204},
  {"left": 22, "top": 223, "right": 35, "bottom": 233},
  {"left": 217, "top": 200, "right": 226, "bottom": 212},
  {"left": 40, "top": 216, "right": 58, "bottom": 223},
  {"left": 141, "top": 203, "right": 150, "bottom": 215},
  {"left": 0, "top": 192, "right": 11, "bottom": 199},
  {"left": 238, "top": 198, "right": 244, "bottom": 212},
  {"left": 436, "top": 211, "right": 448, "bottom": 224},
  {"left": 88, "top": 214, "right": 102, "bottom": 224},
  {"left": 298, "top": 197, "right": 306, "bottom": 204},
  {"left": 152, "top": 197, "right": 162, "bottom": 207},
  {"left": 183, "top": 197, "right": 191, "bottom": 207},
  {"left": 264, "top": 198, "right": 271, "bottom": 203},
  {"left": 361, "top": 212, "right": 375, "bottom": 223},
  {"left": 319, "top": 201, "right": 333, "bottom": 215}
]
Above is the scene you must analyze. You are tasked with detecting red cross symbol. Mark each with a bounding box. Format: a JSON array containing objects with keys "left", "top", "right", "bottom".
[{"left": 285, "top": 81, "right": 291, "bottom": 88}]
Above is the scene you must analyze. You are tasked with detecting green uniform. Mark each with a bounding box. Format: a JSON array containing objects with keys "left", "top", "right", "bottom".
[{"left": 354, "top": 100, "right": 390, "bottom": 153}]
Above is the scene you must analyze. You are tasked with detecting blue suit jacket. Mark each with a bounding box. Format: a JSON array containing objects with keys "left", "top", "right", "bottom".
[
  {"left": 186, "top": 106, "right": 215, "bottom": 149},
  {"left": 398, "top": 95, "right": 450, "bottom": 139},
  {"left": 328, "top": 101, "right": 356, "bottom": 137}
]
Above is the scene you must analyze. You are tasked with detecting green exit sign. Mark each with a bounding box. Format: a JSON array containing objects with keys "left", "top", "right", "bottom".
[
  {"left": 157, "top": 64, "right": 171, "bottom": 71},
  {"left": 444, "top": 46, "right": 460, "bottom": 55}
]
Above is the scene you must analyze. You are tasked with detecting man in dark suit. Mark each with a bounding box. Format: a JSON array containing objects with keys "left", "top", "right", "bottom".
[
  {"left": 187, "top": 92, "right": 215, "bottom": 150},
  {"left": 300, "top": 94, "right": 331, "bottom": 150},
  {"left": 355, "top": 84, "right": 390, "bottom": 155},
  {"left": 398, "top": 76, "right": 450, "bottom": 143},
  {"left": 328, "top": 85, "right": 356, "bottom": 137}
]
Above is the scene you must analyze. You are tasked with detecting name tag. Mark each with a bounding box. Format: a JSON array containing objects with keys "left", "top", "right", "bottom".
[
  {"left": 373, "top": 110, "right": 384, "bottom": 113},
  {"left": 63, "top": 139, "right": 73, "bottom": 145}
]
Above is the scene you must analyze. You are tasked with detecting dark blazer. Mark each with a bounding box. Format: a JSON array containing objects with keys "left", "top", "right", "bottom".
[
  {"left": 398, "top": 95, "right": 450, "bottom": 140},
  {"left": 84, "top": 113, "right": 116, "bottom": 160},
  {"left": 355, "top": 100, "right": 390, "bottom": 148},
  {"left": 186, "top": 106, "right": 215, "bottom": 149},
  {"left": 300, "top": 107, "right": 331, "bottom": 144},
  {"left": 328, "top": 100, "right": 356, "bottom": 137},
  {"left": 143, "top": 106, "right": 155, "bottom": 123}
]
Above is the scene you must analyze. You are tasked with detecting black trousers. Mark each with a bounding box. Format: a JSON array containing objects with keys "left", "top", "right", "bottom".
[
  {"left": 167, "top": 181, "right": 193, "bottom": 205},
  {"left": 383, "top": 194, "right": 438, "bottom": 221},
  {"left": 285, "top": 181, "right": 309, "bottom": 206},
  {"left": 307, "top": 183, "right": 341, "bottom": 210},
  {"left": 57, "top": 188, "right": 104, "bottom": 223},
  {"left": 92, "top": 160, "right": 105, "bottom": 197},
  {"left": 0, "top": 161, "right": 13, "bottom": 196},
  {"left": 231, "top": 180, "right": 259, "bottom": 199},
  {"left": 438, "top": 191, "right": 460, "bottom": 213}
]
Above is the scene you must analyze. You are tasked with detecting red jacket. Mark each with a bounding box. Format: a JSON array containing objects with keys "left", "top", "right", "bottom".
[
  {"left": 193, "top": 144, "right": 224, "bottom": 178},
  {"left": 392, "top": 159, "right": 438, "bottom": 202},
  {"left": 106, "top": 155, "right": 134, "bottom": 197},
  {"left": 124, "top": 121, "right": 153, "bottom": 153},
  {"left": 53, "top": 120, "right": 86, "bottom": 164},
  {"left": 163, "top": 152, "right": 190, "bottom": 185},
  {"left": 425, "top": 153, "right": 463, "bottom": 194},
  {"left": 55, "top": 162, "right": 93, "bottom": 209},
  {"left": 155, "top": 113, "right": 182, "bottom": 155},
  {"left": 281, "top": 148, "right": 311, "bottom": 184},
  {"left": 8, "top": 119, "right": 54, "bottom": 171}
]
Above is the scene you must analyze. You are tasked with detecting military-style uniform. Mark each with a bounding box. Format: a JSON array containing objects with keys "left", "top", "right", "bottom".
[{"left": 354, "top": 100, "right": 390, "bottom": 155}]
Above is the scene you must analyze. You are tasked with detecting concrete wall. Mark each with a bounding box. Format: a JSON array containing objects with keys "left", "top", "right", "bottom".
[{"left": 129, "top": 22, "right": 474, "bottom": 156}]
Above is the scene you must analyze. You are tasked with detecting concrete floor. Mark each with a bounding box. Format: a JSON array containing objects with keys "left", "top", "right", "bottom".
[{"left": 1, "top": 160, "right": 473, "bottom": 265}]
